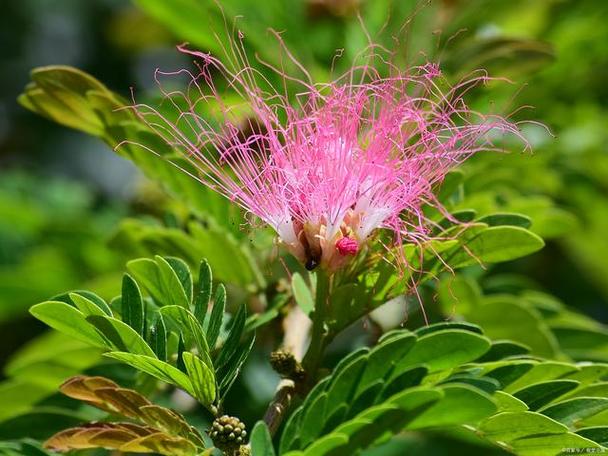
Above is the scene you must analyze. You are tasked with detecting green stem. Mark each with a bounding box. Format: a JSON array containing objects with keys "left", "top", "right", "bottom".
[
  {"left": 261, "top": 271, "right": 332, "bottom": 435},
  {"left": 302, "top": 269, "right": 331, "bottom": 386}
]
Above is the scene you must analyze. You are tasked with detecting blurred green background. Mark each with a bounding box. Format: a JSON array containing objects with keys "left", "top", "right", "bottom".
[{"left": 0, "top": 0, "right": 607, "bottom": 424}]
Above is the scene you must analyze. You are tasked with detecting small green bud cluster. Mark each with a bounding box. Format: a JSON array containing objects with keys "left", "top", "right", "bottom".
[
  {"left": 209, "top": 415, "right": 247, "bottom": 451},
  {"left": 270, "top": 350, "right": 305, "bottom": 380}
]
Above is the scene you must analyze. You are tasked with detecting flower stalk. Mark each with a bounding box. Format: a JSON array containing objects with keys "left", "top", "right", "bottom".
[
  {"left": 302, "top": 269, "right": 331, "bottom": 385},
  {"left": 263, "top": 270, "right": 333, "bottom": 435}
]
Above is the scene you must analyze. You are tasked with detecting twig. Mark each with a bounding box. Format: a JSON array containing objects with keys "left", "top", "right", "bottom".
[
  {"left": 263, "top": 306, "right": 311, "bottom": 436},
  {"left": 263, "top": 378, "right": 296, "bottom": 436}
]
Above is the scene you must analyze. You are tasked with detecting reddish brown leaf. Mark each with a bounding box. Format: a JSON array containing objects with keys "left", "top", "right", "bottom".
[
  {"left": 140, "top": 404, "right": 205, "bottom": 446},
  {"left": 48, "top": 376, "right": 206, "bottom": 454},
  {"left": 95, "top": 386, "right": 152, "bottom": 418},
  {"left": 120, "top": 432, "right": 198, "bottom": 456},
  {"left": 45, "top": 422, "right": 198, "bottom": 455}
]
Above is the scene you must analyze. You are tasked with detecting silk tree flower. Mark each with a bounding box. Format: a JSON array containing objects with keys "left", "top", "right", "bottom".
[{"left": 130, "top": 40, "right": 527, "bottom": 273}]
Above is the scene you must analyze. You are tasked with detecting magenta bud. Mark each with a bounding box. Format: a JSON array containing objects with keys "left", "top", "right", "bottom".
[{"left": 336, "top": 236, "right": 359, "bottom": 256}]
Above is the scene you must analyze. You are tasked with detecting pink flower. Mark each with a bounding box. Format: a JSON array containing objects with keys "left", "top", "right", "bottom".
[{"left": 130, "top": 39, "right": 527, "bottom": 273}]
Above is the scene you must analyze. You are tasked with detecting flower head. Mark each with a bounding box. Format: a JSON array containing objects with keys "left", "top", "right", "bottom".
[{"left": 131, "top": 37, "right": 527, "bottom": 273}]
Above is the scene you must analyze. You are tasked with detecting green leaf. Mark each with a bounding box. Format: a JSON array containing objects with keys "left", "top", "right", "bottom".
[
  {"left": 436, "top": 210, "right": 478, "bottom": 231},
  {"left": 464, "top": 296, "right": 559, "bottom": 358},
  {"left": 292, "top": 273, "right": 314, "bottom": 315},
  {"left": 283, "top": 329, "right": 502, "bottom": 453},
  {"left": 437, "top": 276, "right": 481, "bottom": 316},
  {"left": 563, "top": 382, "right": 608, "bottom": 401},
  {"left": 29, "top": 302, "right": 106, "bottom": 347},
  {"left": 355, "top": 332, "right": 417, "bottom": 396},
  {"left": 493, "top": 391, "right": 529, "bottom": 412},
  {"left": 181, "top": 352, "right": 216, "bottom": 407},
  {"left": 206, "top": 284, "right": 226, "bottom": 349},
  {"left": 104, "top": 352, "right": 195, "bottom": 397},
  {"left": 505, "top": 362, "right": 578, "bottom": 393},
  {"left": 441, "top": 374, "right": 500, "bottom": 394},
  {"left": 296, "top": 388, "right": 443, "bottom": 456},
  {"left": 164, "top": 257, "right": 193, "bottom": 305},
  {"left": 406, "top": 384, "right": 497, "bottom": 429},
  {"left": 324, "top": 355, "right": 368, "bottom": 421},
  {"left": 148, "top": 315, "right": 167, "bottom": 361},
  {"left": 18, "top": 66, "right": 113, "bottom": 137},
  {"left": 476, "top": 213, "right": 532, "bottom": 229},
  {"left": 511, "top": 432, "right": 602, "bottom": 456},
  {"left": 155, "top": 255, "right": 190, "bottom": 308},
  {"left": 437, "top": 169, "right": 465, "bottom": 202},
  {"left": 121, "top": 273, "right": 145, "bottom": 336},
  {"left": 65, "top": 291, "right": 112, "bottom": 316},
  {"left": 216, "top": 331, "right": 255, "bottom": 397},
  {"left": 479, "top": 411, "right": 569, "bottom": 442},
  {"left": 0, "top": 381, "right": 61, "bottom": 423},
  {"left": 379, "top": 366, "right": 428, "bottom": 401},
  {"left": 476, "top": 340, "right": 531, "bottom": 362},
  {"left": 133, "top": 0, "right": 281, "bottom": 70},
  {"left": 176, "top": 335, "right": 187, "bottom": 373},
  {"left": 398, "top": 329, "right": 491, "bottom": 372},
  {"left": 18, "top": 66, "right": 245, "bottom": 235},
  {"left": 512, "top": 380, "right": 579, "bottom": 410},
  {"left": 159, "top": 306, "right": 212, "bottom": 369},
  {"left": 86, "top": 315, "right": 156, "bottom": 357},
  {"left": 194, "top": 259, "right": 212, "bottom": 323},
  {"left": 414, "top": 321, "right": 483, "bottom": 337},
  {"left": 68, "top": 293, "right": 109, "bottom": 318},
  {"left": 5, "top": 331, "right": 100, "bottom": 386},
  {"left": 300, "top": 435, "right": 347, "bottom": 456},
  {"left": 216, "top": 303, "right": 247, "bottom": 368},
  {"left": 250, "top": 421, "right": 276, "bottom": 456},
  {"left": 449, "top": 225, "right": 545, "bottom": 268},
  {"left": 485, "top": 361, "right": 536, "bottom": 389},
  {"left": 549, "top": 325, "right": 608, "bottom": 361},
  {"left": 565, "top": 364, "right": 608, "bottom": 386},
  {"left": 299, "top": 393, "right": 328, "bottom": 447},
  {"left": 540, "top": 398, "right": 608, "bottom": 428},
  {"left": 326, "top": 283, "right": 369, "bottom": 332},
  {"left": 577, "top": 427, "right": 608, "bottom": 447},
  {"left": 133, "top": 0, "right": 226, "bottom": 54},
  {"left": 127, "top": 258, "right": 164, "bottom": 304}
]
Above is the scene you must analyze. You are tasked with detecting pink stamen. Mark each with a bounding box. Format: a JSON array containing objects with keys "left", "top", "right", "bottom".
[{"left": 127, "top": 36, "right": 531, "bottom": 274}]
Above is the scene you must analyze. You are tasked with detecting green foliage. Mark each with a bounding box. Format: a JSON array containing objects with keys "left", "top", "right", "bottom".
[
  {"left": 0, "top": 440, "right": 51, "bottom": 456},
  {"left": 321, "top": 215, "right": 545, "bottom": 335},
  {"left": 0, "top": 331, "right": 101, "bottom": 424},
  {"left": 18, "top": 66, "right": 267, "bottom": 293},
  {"left": 114, "top": 218, "right": 266, "bottom": 288},
  {"left": 29, "top": 257, "right": 608, "bottom": 456},
  {"left": 280, "top": 323, "right": 608, "bottom": 455},
  {"left": 250, "top": 421, "right": 276, "bottom": 456},
  {"left": 0, "top": 171, "right": 125, "bottom": 322},
  {"left": 17, "top": 65, "right": 235, "bottom": 227},
  {"left": 10, "top": 2, "right": 608, "bottom": 455},
  {"left": 29, "top": 257, "right": 255, "bottom": 413},
  {"left": 438, "top": 276, "right": 608, "bottom": 362}
]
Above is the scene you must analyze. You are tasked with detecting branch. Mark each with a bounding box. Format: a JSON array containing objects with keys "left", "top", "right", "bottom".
[
  {"left": 263, "top": 378, "right": 296, "bottom": 436},
  {"left": 263, "top": 305, "right": 311, "bottom": 436}
]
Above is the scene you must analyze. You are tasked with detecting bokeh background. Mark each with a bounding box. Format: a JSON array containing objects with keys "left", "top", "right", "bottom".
[{"left": 0, "top": 0, "right": 607, "bottom": 445}]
